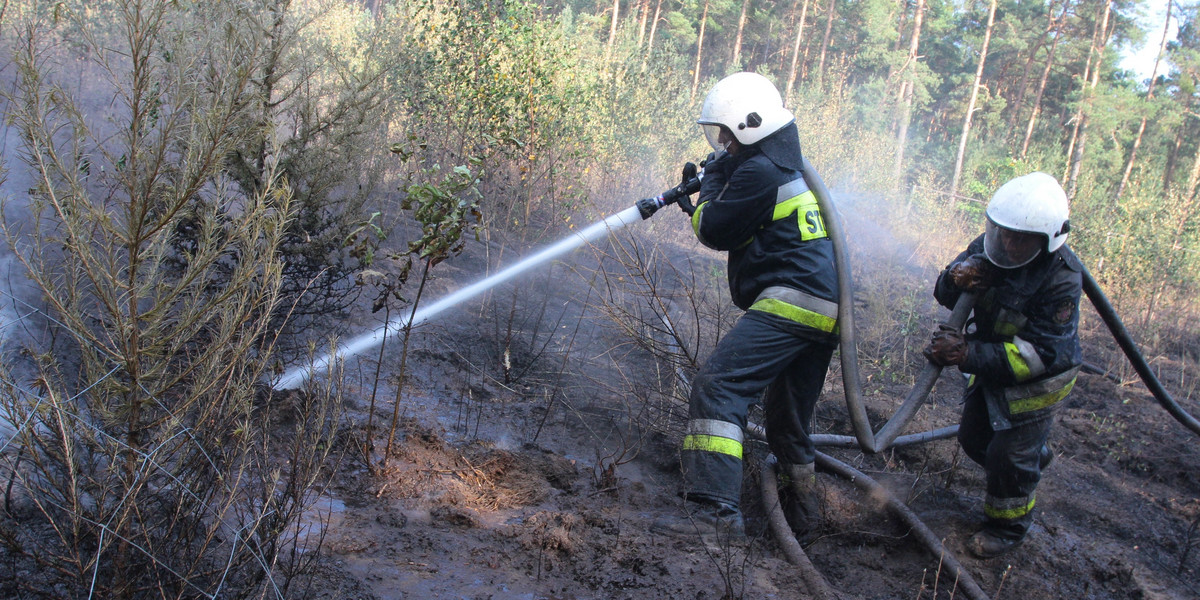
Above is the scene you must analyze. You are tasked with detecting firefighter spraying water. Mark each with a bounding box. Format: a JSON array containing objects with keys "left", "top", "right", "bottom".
[{"left": 645, "top": 72, "right": 841, "bottom": 543}]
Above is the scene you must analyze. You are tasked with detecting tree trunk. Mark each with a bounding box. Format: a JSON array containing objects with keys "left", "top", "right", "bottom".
[
  {"left": 733, "top": 0, "right": 751, "bottom": 67},
  {"left": 1164, "top": 123, "right": 1186, "bottom": 191},
  {"left": 893, "top": 0, "right": 925, "bottom": 182},
  {"left": 1007, "top": 44, "right": 1040, "bottom": 130},
  {"left": 605, "top": 0, "right": 620, "bottom": 62},
  {"left": 638, "top": 0, "right": 649, "bottom": 47},
  {"left": 1115, "top": 1, "right": 1172, "bottom": 201},
  {"left": 644, "top": 0, "right": 663, "bottom": 66},
  {"left": 950, "top": 0, "right": 997, "bottom": 197},
  {"left": 692, "top": 0, "right": 710, "bottom": 100},
  {"left": 1066, "top": 0, "right": 1113, "bottom": 199},
  {"left": 1019, "top": 13, "right": 1065, "bottom": 159},
  {"left": 1142, "top": 194, "right": 1197, "bottom": 330},
  {"left": 785, "top": 0, "right": 812, "bottom": 100},
  {"left": 1008, "top": 1, "right": 1063, "bottom": 129},
  {"left": 816, "top": 0, "right": 836, "bottom": 81},
  {"left": 1186, "top": 130, "right": 1200, "bottom": 199}
]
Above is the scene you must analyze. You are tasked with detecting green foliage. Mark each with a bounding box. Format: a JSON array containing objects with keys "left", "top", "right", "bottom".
[
  {"left": 216, "top": 0, "right": 395, "bottom": 349},
  {"left": 400, "top": 163, "right": 484, "bottom": 266},
  {"left": 390, "top": 0, "right": 597, "bottom": 226}
]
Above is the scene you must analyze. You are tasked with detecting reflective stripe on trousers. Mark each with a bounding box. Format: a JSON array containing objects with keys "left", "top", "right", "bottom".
[
  {"left": 959, "top": 385, "right": 1054, "bottom": 538},
  {"left": 682, "top": 310, "right": 836, "bottom": 507},
  {"left": 682, "top": 419, "right": 744, "bottom": 459},
  {"left": 985, "top": 493, "right": 1036, "bottom": 520}
]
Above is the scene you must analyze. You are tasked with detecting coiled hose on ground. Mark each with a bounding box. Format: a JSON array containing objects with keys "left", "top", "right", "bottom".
[
  {"left": 814, "top": 451, "right": 990, "bottom": 600},
  {"left": 748, "top": 424, "right": 987, "bottom": 599}
]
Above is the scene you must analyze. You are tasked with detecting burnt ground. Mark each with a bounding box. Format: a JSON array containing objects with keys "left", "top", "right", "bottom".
[{"left": 291, "top": 219, "right": 1200, "bottom": 600}]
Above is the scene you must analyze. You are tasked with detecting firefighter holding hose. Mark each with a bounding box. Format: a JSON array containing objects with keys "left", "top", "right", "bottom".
[
  {"left": 925, "top": 172, "right": 1082, "bottom": 558},
  {"left": 647, "top": 72, "right": 839, "bottom": 542}
]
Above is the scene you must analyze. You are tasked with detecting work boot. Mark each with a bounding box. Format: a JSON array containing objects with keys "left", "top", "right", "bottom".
[
  {"left": 651, "top": 500, "right": 746, "bottom": 543},
  {"left": 967, "top": 528, "right": 1025, "bottom": 559},
  {"left": 1038, "top": 443, "right": 1054, "bottom": 470},
  {"left": 777, "top": 462, "right": 819, "bottom": 541}
]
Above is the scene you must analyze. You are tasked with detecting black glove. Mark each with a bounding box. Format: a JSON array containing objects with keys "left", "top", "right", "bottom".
[
  {"left": 700, "top": 151, "right": 727, "bottom": 169},
  {"left": 681, "top": 161, "right": 698, "bottom": 185},
  {"left": 675, "top": 162, "right": 699, "bottom": 215},
  {"left": 640, "top": 161, "right": 705, "bottom": 219},
  {"left": 948, "top": 255, "right": 1000, "bottom": 292},
  {"left": 923, "top": 325, "right": 968, "bottom": 366}
]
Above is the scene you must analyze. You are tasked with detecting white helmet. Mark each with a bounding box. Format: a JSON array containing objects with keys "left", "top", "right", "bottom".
[
  {"left": 984, "top": 172, "right": 1070, "bottom": 269},
  {"left": 697, "top": 72, "right": 795, "bottom": 150}
]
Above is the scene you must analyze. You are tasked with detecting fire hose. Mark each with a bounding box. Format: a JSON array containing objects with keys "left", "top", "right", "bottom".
[
  {"left": 748, "top": 424, "right": 990, "bottom": 600},
  {"left": 1080, "top": 266, "right": 1200, "bottom": 435}
]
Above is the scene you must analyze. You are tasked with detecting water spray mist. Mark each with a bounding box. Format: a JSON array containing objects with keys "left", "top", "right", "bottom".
[{"left": 273, "top": 205, "right": 645, "bottom": 390}]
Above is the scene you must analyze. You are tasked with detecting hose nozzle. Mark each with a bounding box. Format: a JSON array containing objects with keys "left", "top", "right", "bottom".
[{"left": 637, "top": 164, "right": 703, "bottom": 219}]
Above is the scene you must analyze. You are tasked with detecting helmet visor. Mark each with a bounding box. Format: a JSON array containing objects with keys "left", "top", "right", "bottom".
[
  {"left": 984, "top": 218, "right": 1045, "bottom": 269},
  {"left": 701, "top": 123, "right": 729, "bottom": 152}
]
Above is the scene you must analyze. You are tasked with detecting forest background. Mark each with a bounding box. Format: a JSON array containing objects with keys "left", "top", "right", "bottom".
[{"left": 0, "top": 0, "right": 1197, "bottom": 597}]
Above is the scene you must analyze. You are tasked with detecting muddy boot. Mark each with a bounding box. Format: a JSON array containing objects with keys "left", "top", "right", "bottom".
[
  {"left": 967, "top": 528, "right": 1025, "bottom": 559},
  {"left": 651, "top": 500, "right": 746, "bottom": 543},
  {"left": 777, "top": 462, "right": 819, "bottom": 542}
]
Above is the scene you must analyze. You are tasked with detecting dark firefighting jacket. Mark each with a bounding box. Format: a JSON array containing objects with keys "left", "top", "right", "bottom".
[
  {"left": 934, "top": 235, "right": 1083, "bottom": 430},
  {"left": 689, "top": 125, "right": 839, "bottom": 338}
]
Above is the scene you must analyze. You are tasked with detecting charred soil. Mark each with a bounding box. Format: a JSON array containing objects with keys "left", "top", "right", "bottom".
[{"left": 297, "top": 228, "right": 1199, "bottom": 600}]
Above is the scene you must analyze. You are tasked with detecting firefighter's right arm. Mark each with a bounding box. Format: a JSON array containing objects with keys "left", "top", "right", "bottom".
[{"left": 690, "top": 156, "right": 775, "bottom": 251}]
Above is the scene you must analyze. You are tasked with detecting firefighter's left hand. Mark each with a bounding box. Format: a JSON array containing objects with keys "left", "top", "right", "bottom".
[{"left": 923, "top": 325, "right": 968, "bottom": 366}]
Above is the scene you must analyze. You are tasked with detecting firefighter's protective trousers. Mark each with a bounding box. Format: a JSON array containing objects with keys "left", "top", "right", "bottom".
[
  {"left": 681, "top": 307, "right": 835, "bottom": 507},
  {"left": 958, "top": 384, "right": 1053, "bottom": 539}
]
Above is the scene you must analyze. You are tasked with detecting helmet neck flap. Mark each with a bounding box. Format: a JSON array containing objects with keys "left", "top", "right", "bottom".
[{"left": 755, "top": 121, "right": 804, "bottom": 172}]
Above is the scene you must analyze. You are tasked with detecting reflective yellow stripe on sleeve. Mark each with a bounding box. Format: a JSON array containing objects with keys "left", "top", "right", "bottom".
[
  {"left": 1004, "top": 342, "right": 1032, "bottom": 382},
  {"left": 691, "top": 201, "right": 707, "bottom": 238}
]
